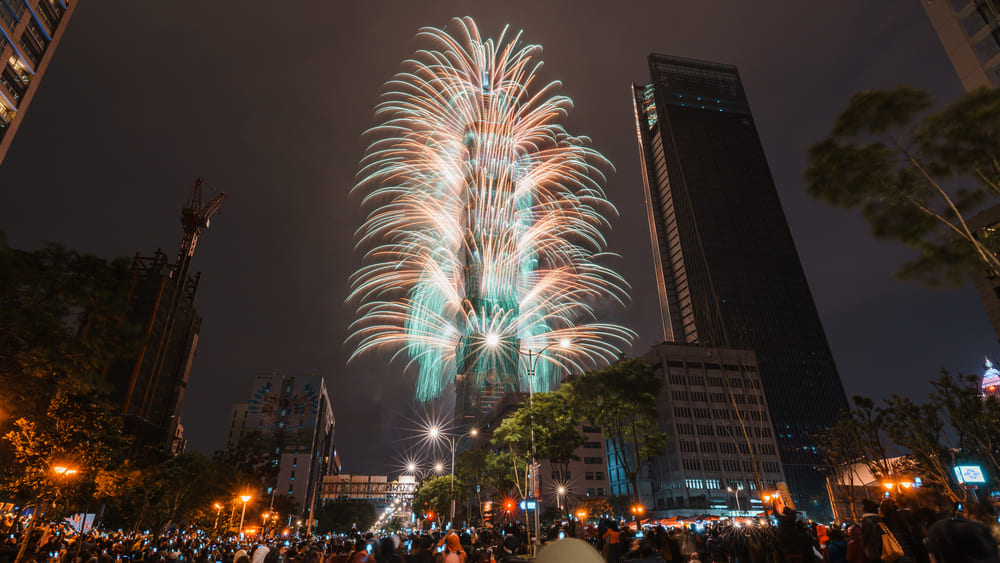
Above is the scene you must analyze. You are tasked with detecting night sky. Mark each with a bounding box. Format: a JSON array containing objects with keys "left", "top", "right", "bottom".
[{"left": 0, "top": 2, "right": 994, "bottom": 474}]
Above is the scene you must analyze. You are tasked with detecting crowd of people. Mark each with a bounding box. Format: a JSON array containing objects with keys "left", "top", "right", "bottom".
[{"left": 2, "top": 490, "right": 1000, "bottom": 563}]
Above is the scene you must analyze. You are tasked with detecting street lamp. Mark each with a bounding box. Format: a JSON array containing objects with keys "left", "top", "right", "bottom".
[
  {"left": 727, "top": 485, "right": 743, "bottom": 514},
  {"left": 426, "top": 426, "right": 479, "bottom": 526},
  {"left": 213, "top": 503, "right": 224, "bottom": 531},
  {"left": 239, "top": 495, "right": 252, "bottom": 533},
  {"left": 486, "top": 336, "right": 570, "bottom": 555}
]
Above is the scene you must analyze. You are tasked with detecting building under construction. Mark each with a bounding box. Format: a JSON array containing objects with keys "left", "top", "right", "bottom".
[{"left": 107, "top": 179, "right": 225, "bottom": 453}]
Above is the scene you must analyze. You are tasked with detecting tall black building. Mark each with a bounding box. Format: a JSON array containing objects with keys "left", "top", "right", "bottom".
[{"left": 631, "top": 54, "right": 848, "bottom": 510}]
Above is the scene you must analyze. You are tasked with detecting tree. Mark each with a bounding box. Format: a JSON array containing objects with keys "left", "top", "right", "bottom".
[
  {"left": 565, "top": 359, "right": 668, "bottom": 502},
  {"left": 412, "top": 475, "right": 465, "bottom": 528},
  {"left": 878, "top": 395, "right": 964, "bottom": 503},
  {"left": 805, "top": 86, "right": 1000, "bottom": 287},
  {"left": 0, "top": 234, "right": 139, "bottom": 427},
  {"left": 490, "top": 387, "right": 586, "bottom": 497},
  {"left": 929, "top": 371, "right": 1000, "bottom": 478}
]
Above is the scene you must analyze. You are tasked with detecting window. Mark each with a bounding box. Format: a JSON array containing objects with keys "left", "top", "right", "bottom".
[
  {"left": 669, "top": 374, "right": 685, "bottom": 385},
  {"left": 586, "top": 488, "right": 596, "bottom": 497},
  {"left": 288, "top": 487, "right": 294, "bottom": 494},
  {"left": 693, "top": 407, "right": 711, "bottom": 418},
  {"left": 674, "top": 407, "right": 692, "bottom": 418},
  {"left": 596, "top": 488, "right": 606, "bottom": 496},
  {"left": 585, "top": 472, "right": 595, "bottom": 480},
  {"left": 582, "top": 425, "right": 600, "bottom": 433},
  {"left": 703, "top": 459, "right": 721, "bottom": 471},
  {"left": 677, "top": 423, "right": 694, "bottom": 435},
  {"left": 705, "top": 479, "right": 721, "bottom": 490},
  {"left": 679, "top": 441, "right": 698, "bottom": 453},
  {"left": 700, "top": 442, "right": 717, "bottom": 454},
  {"left": 696, "top": 424, "right": 713, "bottom": 436},
  {"left": 671, "top": 390, "right": 689, "bottom": 401},
  {"left": 596, "top": 472, "right": 605, "bottom": 480},
  {"left": 584, "top": 457, "right": 603, "bottom": 464},
  {"left": 585, "top": 441, "right": 602, "bottom": 449},
  {"left": 682, "top": 459, "right": 700, "bottom": 471},
  {"left": 691, "top": 391, "right": 708, "bottom": 402},
  {"left": 719, "top": 442, "right": 737, "bottom": 454},
  {"left": 685, "top": 478, "right": 703, "bottom": 489},
  {"left": 290, "top": 471, "right": 295, "bottom": 479}
]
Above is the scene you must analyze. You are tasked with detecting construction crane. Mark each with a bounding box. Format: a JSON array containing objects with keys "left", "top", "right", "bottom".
[{"left": 124, "top": 178, "right": 226, "bottom": 428}]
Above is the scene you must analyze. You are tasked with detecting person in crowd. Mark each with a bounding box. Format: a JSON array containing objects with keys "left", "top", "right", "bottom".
[{"left": 827, "top": 527, "right": 848, "bottom": 563}]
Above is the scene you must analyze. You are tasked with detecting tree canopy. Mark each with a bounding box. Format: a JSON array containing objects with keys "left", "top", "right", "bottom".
[
  {"left": 805, "top": 86, "right": 1000, "bottom": 287},
  {"left": 564, "top": 358, "right": 667, "bottom": 502}
]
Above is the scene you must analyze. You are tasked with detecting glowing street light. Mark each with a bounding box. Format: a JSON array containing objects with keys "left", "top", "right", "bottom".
[
  {"left": 53, "top": 466, "right": 78, "bottom": 477},
  {"left": 434, "top": 462, "right": 444, "bottom": 473},
  {"left": 239, "top": 494, "right": 252, "bottom": 533},
  {"left": 486, "top": 336, "right": 571, "bottom": 555},
  {"left": 213, "top": 503, "right": 224, "bottom": 531}
]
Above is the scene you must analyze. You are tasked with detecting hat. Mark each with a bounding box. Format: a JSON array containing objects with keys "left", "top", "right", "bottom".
[{"left": 503, "top": 534, "right": 520, "bottom": 553}]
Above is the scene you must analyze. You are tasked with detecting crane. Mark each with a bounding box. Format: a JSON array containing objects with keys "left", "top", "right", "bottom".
[{"left": 125, "top": 178, "right": 226, "bottom": 429}]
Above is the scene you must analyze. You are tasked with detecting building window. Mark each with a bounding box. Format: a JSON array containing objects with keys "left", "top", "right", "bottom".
[
  {"left": 596, "top": 488, "right": 606, "bottom": 496},
  {"left": 583, "top": 457, "right": 603, "bottom": 464},
  {"left": 585, "top": 441, "right": 601, "bottom": 449},
  {"left": 585, "top": 472, "right": 595, "bottom": 480},
  {"left": 596, "top": 472, "right": 605, "bottom": 480},
  {"left": 586, "top": 488, "right": 596, "bottom": 497},
  {"left": 705, "top": 479, "right": 721, "bottom": 490},
  {"left": 685, "top": 478, "right": 703, "bottom": 489},
  {"left": 582, "top": 425, "right": 600, "bottom": 433}
]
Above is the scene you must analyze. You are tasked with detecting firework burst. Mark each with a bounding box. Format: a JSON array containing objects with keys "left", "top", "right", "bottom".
[{"left": 349, "top": 16, "right": 634, "bottom": 402}]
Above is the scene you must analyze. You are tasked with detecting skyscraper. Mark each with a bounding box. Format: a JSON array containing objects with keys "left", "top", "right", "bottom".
[
  {"left": 632, "top": 54, "right": 848, "bottom": 510},
  {"left": 0, "top": 0, "right": 78, "bottom": 165},
  {"left": 920, "top": 0, "right": 1000, "bottom": 92}
]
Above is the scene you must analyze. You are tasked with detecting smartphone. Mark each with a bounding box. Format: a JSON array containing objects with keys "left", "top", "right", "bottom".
[
  {"left": 284, "top": 542, "right": 290, "bottom": 547},
  {"left": 366, "top": 545, "right": 373, "bottom": 554},
  {"left": 558, "top": 531, "right": 565, "bottom": 540}
]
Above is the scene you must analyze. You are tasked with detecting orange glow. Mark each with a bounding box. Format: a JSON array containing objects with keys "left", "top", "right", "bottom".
[
  {"left": 53, "top": 466, "right": 78, "bottom": 476},
  {"left": 240, "top": 495, "right": 252, "bottom": 503},
  {"left": 631, "top": 505, "right": 645, "bottom": 514},
  {"left": 883, "top": 482, "right": 894, "bottom": 490},
  {"left": 900, "top": 482, "right": 913, "bottom": 489},
  {"left": 426, "top": 512, "right": 434, "bottom": 520},
  {"left": 244, "top": 528, "right": 257, "bottom": 535},
  {"left": 576, "top": 511, "right": 588, "bottom": 520},
  {"left": 214, "top": 503, "right": 223, "bottom": 510}
]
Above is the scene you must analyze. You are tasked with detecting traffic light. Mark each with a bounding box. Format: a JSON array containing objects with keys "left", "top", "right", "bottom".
[{"left": 504, "top": 500, "right": 515, "bottom": 512}]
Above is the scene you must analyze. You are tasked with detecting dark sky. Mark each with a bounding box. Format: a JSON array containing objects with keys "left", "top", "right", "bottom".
[{"left": 0, "top": 1, "right": 994, "bottom": 474}]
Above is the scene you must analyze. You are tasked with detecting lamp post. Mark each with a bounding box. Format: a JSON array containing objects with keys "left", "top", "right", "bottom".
[
  {"left": 239, "top": 495, "right": 252, "bottom": 533},
  {"left": 727, "top": 485, "right": 743, "bottom": 515},
  {"left": 213, "top": 503, "right": 223, "bottom": 532},
  {"left": 487, "top": 336, "right": 569, "bottom": 556},
  {"left": 427, "top": 426, "right": 478, "bottom": 526}
]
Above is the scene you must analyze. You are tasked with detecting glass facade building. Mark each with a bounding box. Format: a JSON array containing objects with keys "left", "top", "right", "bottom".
[
  {"left": 0, "top": 0, "right": 76, "bottom": 165},
  {"left": 631, "top": 54, "right": 848, "bottom": 511}
]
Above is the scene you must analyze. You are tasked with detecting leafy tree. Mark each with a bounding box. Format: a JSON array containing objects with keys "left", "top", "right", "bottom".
[
  {"left": 929, "top": 371, "right": 1000, "bottom": 477},
  {"left": 805, "top": 86, "right": 1000, "bottom": 286},
  {"left": 0, "top": 233, "right": 138, "bottom": 427},
  {"left": 491, "top": 388, "right": 585, "bottom": 484},
  {"left": 878, "top": 395, "right": 964, "bottom": 503},
  {"left": 413, "top": 475, "right": 465, "bottom": 527},
  {"left": 576, "top": 497, "right": 615, "bottom": 520},
  {"left": 565, "top": 359, "right": 668, "bottom": 502}
]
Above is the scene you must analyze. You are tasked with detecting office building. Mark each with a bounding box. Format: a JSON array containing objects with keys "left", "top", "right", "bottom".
[
  {"left": 631, "top": 54, "right": 848, "bottom": 511},
  {"left": 921, "top": 0, "right": 1000, "bottom": 91},
  {"left": 0, "top": 0, "right": 77, "bottom": 164},
  {"left": 610, "top": 342, "right": 785, "bottom": 515},
  {"left": 226, "top": 374, "right": 339, "bottom": 520}
]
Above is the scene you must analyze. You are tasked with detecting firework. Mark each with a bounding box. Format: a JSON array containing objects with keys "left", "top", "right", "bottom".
[{"left": 349, "top": 17, "right": 634, "bottom": 406}]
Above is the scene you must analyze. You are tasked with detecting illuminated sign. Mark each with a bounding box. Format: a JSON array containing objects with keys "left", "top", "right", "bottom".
[{"left": 954, "top": 465, "right": 986, "bottom": 484}]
